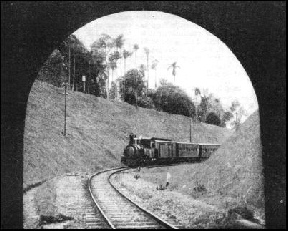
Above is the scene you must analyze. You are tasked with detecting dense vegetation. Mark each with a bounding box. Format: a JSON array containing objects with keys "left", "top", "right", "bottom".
[{"left": 38, "top": 34, "right": 247, "bottom": 129}]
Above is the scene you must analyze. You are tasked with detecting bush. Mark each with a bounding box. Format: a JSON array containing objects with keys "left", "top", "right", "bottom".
[
  {"left": 137, "top": 96, "right": 155, "bottom": 109},
  {"left": 206, "top": 112, "right": 221, "bottom": 126},
  {"left": 152, "top": 84, "right": 195, "bottom": 117}
]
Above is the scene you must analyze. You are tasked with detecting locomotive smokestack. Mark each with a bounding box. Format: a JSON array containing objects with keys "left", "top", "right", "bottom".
[{"left": 129, "top": 133, "right": 136, "bottom": 145}]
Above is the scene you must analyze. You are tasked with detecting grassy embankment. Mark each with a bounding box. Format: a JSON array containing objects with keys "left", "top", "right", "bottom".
[
  {"left": 24, "top": 80, "right": 231, "bottom": 188},
  {"left": 137, "top": 110, "right": 264, "bottom": 223}
]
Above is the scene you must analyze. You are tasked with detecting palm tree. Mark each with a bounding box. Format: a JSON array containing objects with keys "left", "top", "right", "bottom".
[
  {"left": 109, "top": 60, "right": 117, "bottom": 83},
  {"left": 122, "top": 49, "right": 133, "bottom": 101},
  {"left": 144, "top": 47, "right": 150, "bottom": 89},
  {"left": 115, "top": 34, "right": 124, "bottom": 51},
  {"left": 98, "top": 33, "right": 113, "bottom": 100},
  {"left": 114, "top": 34, "right": 125, "bottom": 76},
  {"left": 123, "top": 49, "right": 133, "bottom": 74},
  {"left": 167, "top": 61, "right": 180, "bottom": 83},
  {"left": 151, "top": 59, "right": 159, "bottom": 88},
  {"left": 133, "top": 44, "right": 139, "bottom": 66},
  {"left": 139, "top": 64, "right": 146, "bottom": 76}
]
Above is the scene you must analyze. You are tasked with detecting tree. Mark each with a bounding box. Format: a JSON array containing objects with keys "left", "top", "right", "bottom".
[
  {"left": 89, "top": 50, "right": 107, "bottom": 97},
  {"left": 139, "top": 64, "right": 146, "bottom": 77},
  {"left": 122, "top": 49, "right": 133, "bottom": 100},
  {"left": 123, "top": 49, "right": 133, "bottom": 74},
  {"left": 60, "top": 35, "right": 92, "bottom": 91},
  {"left": 198, "top": 95, "right": 210, "bottom": 122},
  {"left": 133, "top": 44, "right": 139, "bottom": 66},
  {"left": 109, "top": 81, "right": 118, "bottom": 100},
  {"left": 221, "top": 111, "right": 234, "bottom": 127},
  {"left": 151, "top": 59, "right": 159, "bottom": 88},
  {"left": 91, "top": 33, "right": 114, "bottom": 100},
  {"left": 115, "top": 34, "right": 125, "bottom": 51},
  {"left": 108, "top": 51, "right": 121, "bottom": 82},
  {"left": 230, "top": 100, "right": 247, "bottom": 130},
  {"left": 152, "top": 84, "right": 195, "bottom": 117},
  {"left": 206, "top": 112, "right": 221, "bottom": 126},
  {"left": 159, "top": 78, "right": 169, "bottom": 86},
  {"left": 114, "top": 34, "right": 125, "bottom": 77},
  {"left": 38, "top": 49, "right": 66, "bottom": 87},
  {"left": 109, "top": 60, "right": 117, "bottom": 83},
  {"left": 168, "top": 61, "right": 180, "bottom": 83},
  {"left": 39, "top": 35, "right": 97, "bottom": 93},
  {"left": 144, "top": 47, "right": 150, "bottom": 89},
  {"left": 121, "top": 69, "right": 146, "bottom": 107}
]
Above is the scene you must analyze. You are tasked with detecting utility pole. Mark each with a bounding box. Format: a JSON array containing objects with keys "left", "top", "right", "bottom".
[
  {"left": 68, "top": 38, "right": 71, "bottom": 90},
  {"left": 89, "top": 60, "right": 91, "bottom": 94},
  {"left": 64, "top": 80, "right": 67, "bottom": 136},
  {"left": 89, "top": 60, "right": 91, "bottom": 82},
  {"left": 190, "top": 116, "right": 192, "bottom": 142},
  {"left": 61, "top": 59, "right": 67, "bottom": 137},
  {"left": 73, "top": 55, "right": 75, "bottom": 91},
  {"left": 105, "top": 44, "right": 109, "bottom": 101},
  {"left": 135, "top": 75, "right": 138, "bottom": 108}
]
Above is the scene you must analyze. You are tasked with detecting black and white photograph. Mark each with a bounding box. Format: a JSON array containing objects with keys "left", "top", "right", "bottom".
[{"left": 1, "top": 1, "right": 286, "bottom": 229}]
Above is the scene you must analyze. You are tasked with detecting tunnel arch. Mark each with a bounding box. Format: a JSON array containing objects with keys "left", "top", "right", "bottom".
[{"left": 2, "top": 2, "right": 286, "bottom": 229}]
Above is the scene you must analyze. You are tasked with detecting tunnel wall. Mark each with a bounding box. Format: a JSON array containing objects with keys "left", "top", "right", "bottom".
[{"left": 1, "top": 1, "right": 286, "bottom": 229}]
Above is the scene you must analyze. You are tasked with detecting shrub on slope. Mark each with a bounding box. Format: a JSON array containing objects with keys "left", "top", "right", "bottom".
[{"left": 23, "top": 80, "right": 231, "bottom": 188}]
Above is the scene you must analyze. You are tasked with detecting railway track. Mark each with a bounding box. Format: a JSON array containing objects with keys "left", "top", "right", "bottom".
[{"left": 89, "top": 167, "right": 177, "bottom": 229}]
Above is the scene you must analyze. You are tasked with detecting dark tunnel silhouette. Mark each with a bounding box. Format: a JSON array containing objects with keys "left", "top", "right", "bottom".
[{"left": 1, "top": 2, "right": 286, "bottom": 229}]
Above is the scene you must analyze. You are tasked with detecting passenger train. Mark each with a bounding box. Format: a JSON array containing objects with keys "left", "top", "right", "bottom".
[{"left": 121, "top": 133, "right": 220, "bottom": 167}]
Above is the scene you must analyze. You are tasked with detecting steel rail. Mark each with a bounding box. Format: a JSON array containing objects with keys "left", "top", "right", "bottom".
[
  {"left": 109, "top": 168, "right": 178, "bottom": 229},
  {"left": 88, "top": 167, "right": 127, "bottom": 229}
]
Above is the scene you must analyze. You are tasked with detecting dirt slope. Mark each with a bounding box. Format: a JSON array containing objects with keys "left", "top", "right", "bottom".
[{"left": 23, "top": 80, "right": 231, "bottom": 188}]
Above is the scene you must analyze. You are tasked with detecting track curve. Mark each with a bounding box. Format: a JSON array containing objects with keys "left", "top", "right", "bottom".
[{"left": 89, "top": 168, "right": 177, "bottom": 229}]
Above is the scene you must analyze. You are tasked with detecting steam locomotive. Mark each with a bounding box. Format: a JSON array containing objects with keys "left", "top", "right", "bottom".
[{"left": 121, "top": 133, "right": 220, "bottom": 167}]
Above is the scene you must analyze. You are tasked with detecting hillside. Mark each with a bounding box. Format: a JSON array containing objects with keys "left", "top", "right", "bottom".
[
  {"left": 23, "top": 80, "right": 231, "bottom": 188},
  {"left": 139, "top": 110, "right": 264, "bottom": 220},
  {"left": 194, "top": 110, "right": 263, "bottom": 207}
]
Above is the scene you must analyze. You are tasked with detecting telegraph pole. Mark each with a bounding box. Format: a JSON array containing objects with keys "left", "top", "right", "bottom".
[
  {"left": 73, "top": 55, "right": 75, "bottom": 91},
  {"left": 190, "top": 116, "right": 192, "bottom": 142},
  {"left": 63, "top": 80, "right": 67, "bottom": 136},
  {"left": 68, "top": 38, "right": 71, "bottom": 90},
  {"left": 61, "top": 58, "right": 67, "bottom": 137}
]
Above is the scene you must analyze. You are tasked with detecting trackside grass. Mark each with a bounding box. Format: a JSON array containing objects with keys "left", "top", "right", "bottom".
[
  {"left": 136, "top": 111, "right": 265, "bottom": 225},
  {"left": 23, "top": 80, "right": 231, "bottom": 188}
]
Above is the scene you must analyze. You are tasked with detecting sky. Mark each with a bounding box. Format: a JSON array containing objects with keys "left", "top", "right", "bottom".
[{"left": 73, "top": 11, "right": 258, "bottom": 119}]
